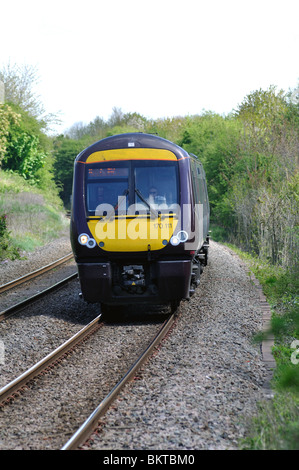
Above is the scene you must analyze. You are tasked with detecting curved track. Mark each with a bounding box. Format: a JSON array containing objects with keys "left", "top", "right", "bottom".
[
  {"left": 0, "top": 251, "right": 179, "bottom": 449},
  {"left": 0, "top": 310, "right": 176, "bottom": 449},
  {"left": 0, "top": 314, "right": 103, "bottom": 405},
  {"left": 0, "top": 253, "right": 74, "bottom": 294},
  {"left": 0, "top": 273, "right": 77, "bottom": 321}
]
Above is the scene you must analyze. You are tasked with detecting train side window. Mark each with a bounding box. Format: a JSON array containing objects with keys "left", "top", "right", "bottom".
[{"left": 191, "top": 161, "right": 200, "bottom": 203}]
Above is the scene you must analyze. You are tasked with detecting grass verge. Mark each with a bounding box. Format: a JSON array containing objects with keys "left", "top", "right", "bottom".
[
  {"left": 0, "top": 169, "right": 69, "bottom": 260},
  {"left": 224, "top": 243, "right": 299, "bottom": 450}
]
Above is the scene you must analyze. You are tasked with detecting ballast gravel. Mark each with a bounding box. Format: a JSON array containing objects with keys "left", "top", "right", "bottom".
[
  {"left": 0, "top": 235, "right": 72, "bottom": 285},
  {"left": 0, "top": 236, "right": 273, "bottom": 450},
  {"left": 86, "top": 241, "right": 271, "bottom": 450}
]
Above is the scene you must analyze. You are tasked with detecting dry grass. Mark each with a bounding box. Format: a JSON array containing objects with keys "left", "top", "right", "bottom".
[{"left": 0, "top": 171, "right": 69, "bottom": 256}]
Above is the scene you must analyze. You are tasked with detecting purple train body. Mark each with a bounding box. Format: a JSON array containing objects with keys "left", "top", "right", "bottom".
[{"left": 70, "top": 133, "right": 209, "bottom": 312}]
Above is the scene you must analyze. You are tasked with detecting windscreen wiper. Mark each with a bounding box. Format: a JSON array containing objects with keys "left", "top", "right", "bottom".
[
  {"left": 114, "top": 189, "right": 129, "bottom": 212},
  {"left": 135, "top": 189, "right": 159, "bottom": 218}
]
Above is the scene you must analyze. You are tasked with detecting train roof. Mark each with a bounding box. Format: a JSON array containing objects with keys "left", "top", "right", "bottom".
[{"left": 75, "top": 133, "right": 190, "bottom": 163}]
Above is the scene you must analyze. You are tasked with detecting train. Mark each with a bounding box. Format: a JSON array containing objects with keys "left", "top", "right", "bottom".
[{"left": 70, "top": 133, "right": 210, "bottom": 313}]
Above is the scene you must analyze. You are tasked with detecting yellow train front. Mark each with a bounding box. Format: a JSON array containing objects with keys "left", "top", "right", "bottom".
[{"left": 70, "top": 133, "right": 209, "bottom": 310}]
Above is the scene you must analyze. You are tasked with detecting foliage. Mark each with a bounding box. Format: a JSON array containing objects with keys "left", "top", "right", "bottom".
[
  {"left": 242, "top": 393, "right": 299, "bottom": 450},
  {"left": 178, "top": 112, "right": 243, "bottom": 223},
  {"left": 0, "top": 104, "right": 20, "bottom": 162},
  {"left": 1, "top": 103, "right": 59, "bottom": 193},
  {"left": 0, "top": 213, "right": 21, "bottom": 260},
  {"left": 146, "top": 115, "right": 186, "bottom": 142},
  {"left": 0, "top": 169, "right": 68, "bottom": 259},
  {"left": 230, "top": 87, "right": 299, "bottom": 268},
  {"left": 0, "top": 62, "right": 60, "bottom": 130},
  {"left": 65, "top": 107, "right": 148, "bottom": 141},
  {"left": 227, "top": 245, "right": 299, "bottom": 449},
  {"left": 0, "top": 167, "right": 63, "bottom": 208},
  {"left": 52, "top": 136, "right": 84, "bottom": 206},
  {"left": 2, "top": 129, "right": 46, "bottom": 181}
]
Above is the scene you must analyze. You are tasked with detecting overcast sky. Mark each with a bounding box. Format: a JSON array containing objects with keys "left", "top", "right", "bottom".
[{"left": 1, "top": 0, "right": 298, "bottom": 133}]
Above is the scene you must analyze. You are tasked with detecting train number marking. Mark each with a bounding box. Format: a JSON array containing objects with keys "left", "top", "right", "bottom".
[{"left": 153, "top": 223, "right": 172, "bottom": 229}]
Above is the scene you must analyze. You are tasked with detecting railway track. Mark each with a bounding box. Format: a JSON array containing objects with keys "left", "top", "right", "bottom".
[
  {"left": 0, "top": 240, "right": 271, "bottom": 451},
  {"left": 62, "top": 313, "right": 176, "bottom": 450},
  {"left": 0, "top": 251, "right": 178, "bottom": 449},
  {"left": 0, "top": 253, "right": 77, "bottom": 321},
  {"left": 0, "top": 273, "right": 77, "bottom": 321},
  {"left": 0, "top": 314, "right": 103, "bottom": 405},
  {"left": 0, "top": 310, "right": 176, "bottom": 450},
  {"left": 0, "top": 253, "right": 74, "bottom": 294}
]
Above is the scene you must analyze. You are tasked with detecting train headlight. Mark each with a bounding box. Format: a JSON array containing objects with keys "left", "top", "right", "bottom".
[
  {"left": 170, "top": 235, "right": 180, "bottom": 246},
  {"left": 87, "top": 238, "right": 96, "bottom": 248},
  {"left": 170, "top": 231, "right": 189, "bottom": 246},
  {"left": 78, "top": 233, "right": 89, "bottom": 245},
  {"left": 177, "top": 230, "right": 189, "bottom": 243},
  {"left": 78, "top": 233, "right": 96, "bottom": 248}
]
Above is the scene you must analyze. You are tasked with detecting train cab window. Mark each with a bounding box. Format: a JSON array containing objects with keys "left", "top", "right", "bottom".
[
  {"left": 85, "top": 160, "right": 179, "bottom": 216},
  {"left": 134, "top": 163, "right": 178, "bottom": 212},
  {"left": 85, "top": 165, "right": 129, "bottom": 215}
]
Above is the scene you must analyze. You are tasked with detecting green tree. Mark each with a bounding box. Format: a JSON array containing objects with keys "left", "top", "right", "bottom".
[
  {"left": 179, "top": 112, "right": 242, "bottom": 225},
  {"left": 2, "top": 130, "right": 46, "bottom": 181},
  {"left": 107, "top": 107, "right": 125, "bottom": 127},
  {"left": 1, "top": 104, "right": 55, "bottom": 186},
  {"left": 0, "top": 104, "right": 20, "bottom": 163},
  {"left": 230, "top": 86, "right": 299, "bottom": 265},
  {"left": 146, "top": 116, "right": 185, "bottom": 142},
  {"left": 53, "top": 136, "right": 83, "bottom": 207},
  {"left": 66, "top": 117, "right": 108, "bottom": 143},
  {"left": 235, "top": 86, "right": 299, "bottom": 183},
  {"left": 0, "top": 62, "right": 60, "bottom": 131}
]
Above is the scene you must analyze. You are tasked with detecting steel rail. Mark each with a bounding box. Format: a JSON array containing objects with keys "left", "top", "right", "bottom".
[
  {"left": 61, "top": 313, "right": 176, "bottom": 450},
  {"left": 0, "top": 253, "right": 74, "bottom": 294},
  {"left": 0, "top": 272, "right": 78, "bottom": 321},
  {"left": 0, "top": 314, "right": 103, "bottom": 405}
]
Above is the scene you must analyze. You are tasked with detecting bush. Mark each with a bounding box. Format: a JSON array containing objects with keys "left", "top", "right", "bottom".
[
  {"left": 2, "top": 130, "right": 46, "bottom": 182},
  {"left": 0, "top": 213, "right": 20, "bottom": 261}
]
